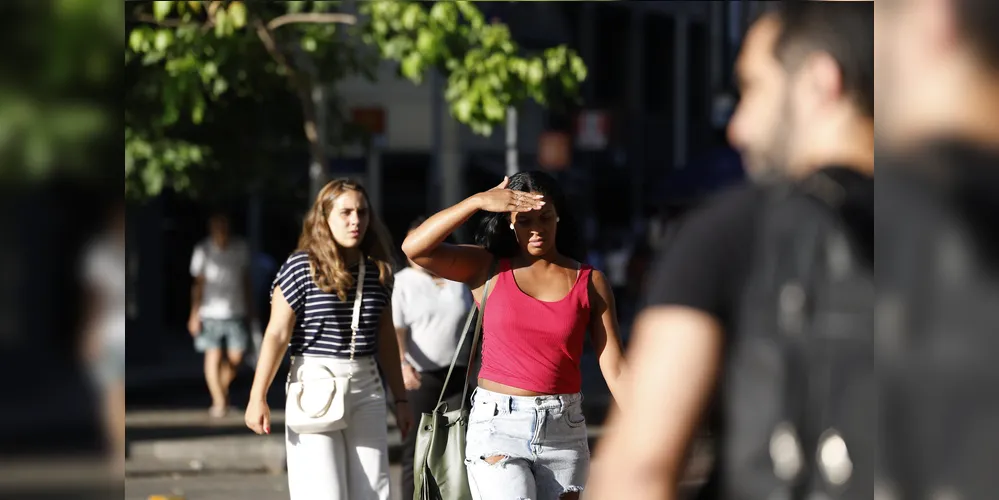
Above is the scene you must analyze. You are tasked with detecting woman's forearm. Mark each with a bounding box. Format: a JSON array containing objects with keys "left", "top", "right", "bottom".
[
  {"left": 378, "top": 324, "right": 407, "bottom": 401},
  {"left": 601, "top": 359, "right": 629, "bottom": 404},
  {"left": 401, "top": 195, "right": 481, "bottom": 259},
  {"left": 249, "top": 330, "right": 290, "bottom": 401}
]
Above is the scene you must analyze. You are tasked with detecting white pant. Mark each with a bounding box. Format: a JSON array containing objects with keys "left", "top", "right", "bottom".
[{"left": 285, "top": 355, "right": 391, "bottom": 500}]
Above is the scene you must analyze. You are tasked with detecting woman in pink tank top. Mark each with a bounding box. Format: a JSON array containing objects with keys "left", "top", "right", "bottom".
[{"left": 403, "top": 171, "right": 627, "bottom": 500}]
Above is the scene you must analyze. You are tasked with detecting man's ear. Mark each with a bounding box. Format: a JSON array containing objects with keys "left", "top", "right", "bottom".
[{"left": 803, "top": 51, "right": 844, "bottom": 111}]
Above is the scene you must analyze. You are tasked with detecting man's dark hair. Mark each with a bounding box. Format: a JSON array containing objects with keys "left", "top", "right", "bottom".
[
  {"left": 773, "top": 1, "right": 874, "bottom": 118},
  {"left": 955, "top": 0, "right": 999, "bottom": 70}
]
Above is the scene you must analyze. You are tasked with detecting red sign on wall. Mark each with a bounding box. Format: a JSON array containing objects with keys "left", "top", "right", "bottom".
[
  {"left": 351, "top": 107, "right": 386, "bottom": 148},
  {"left": 538, "top": 131, "right": 571, "bottom": 171}
]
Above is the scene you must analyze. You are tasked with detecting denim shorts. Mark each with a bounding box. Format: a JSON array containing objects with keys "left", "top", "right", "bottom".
[
  {"left": 195, "top": 318, "right": 249, "bottom": 353},
  {"left": 465, "top": 387, "right": 589, "bottom": 500}
]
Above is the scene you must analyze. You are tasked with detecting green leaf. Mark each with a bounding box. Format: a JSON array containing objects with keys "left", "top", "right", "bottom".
[
  {"left": 214, "top": 8, "right": 228, "bottom": 38},
  {"left": 483, "top": 95, "right": 504, "bottom": 121},
  {"left": 141, "top": 52, "right": 165, "bottom": 65},
  {"left": 302, "top": 36, "right": 318, "bottom": 53},
  {"left": 153, "top": 1, "right": 174, "bottom": 22},
  {"left": 527, "top": 59, "right": 544, "bottom": 86},
  {"left": 454, "top": 97, "right": 473, "bottom": 122},
  {"left": 192, "top": 94, "right": 205, "bottom": 124},
  {"left": 400, "top": 53, "right": 423, "bottom": 81},
  {"left": 571, "top": 57, "right": 587, "bottom": 80},
  {"left": 228, "top": 1, "right": 247, "bottom": 29},
  {"left": 141, "top": 161, "right": 165, "bottom": 196},
  {"left": 402, "top": 4, "right": 423, "bottom": 30},
  {"left": 154, "top": 30, "right": 174, "bottom": 51},
  {"left": 416, "top": 30, "right": 436, "bottom": 55},
  {"left": 429, "top": 3, "right": 457, "bottom": 29},
  {"left": 199, "top": 61, "right": 218, "bottom": 83},
  {"left": 128, "top": 29, "right": 145, "bottom": 53},
  {"left": 212, "top": 77, "right": 228, "bottom": 97},
  {"left": 287, "top": 1, "right": 305, "bottom": 14}
]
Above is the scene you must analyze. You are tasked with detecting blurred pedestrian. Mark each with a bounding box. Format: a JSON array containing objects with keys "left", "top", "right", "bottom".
[
  {"left": 588, "top": 2, "right": 874, "bottom": 500},
  {"left": 81, "top": 200, "right": 126, "bottom": 475},
  {"left": 876, "top": 0, "right": 999, "bottom": 497},
  {"left": 244, "top": 179, "right": 411, "bottom": 500},
  {"left": 403, "top": 171, "right": 627, "bottom": 500},
  {"left": 393, "top": 216, "right": 475, "bottom": 500},
  {"left": 188, "top": 211, "right": 254, "bottom": 417}
]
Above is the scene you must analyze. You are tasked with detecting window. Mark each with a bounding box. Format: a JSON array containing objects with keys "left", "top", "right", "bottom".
[{"left": 644, "top": 14, "right": 675, "bottom": 117}]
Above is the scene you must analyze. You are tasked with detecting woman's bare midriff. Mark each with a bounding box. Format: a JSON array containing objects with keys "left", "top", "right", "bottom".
[{"left": 478, "top": 378, "right": 550, "bottom": 397}]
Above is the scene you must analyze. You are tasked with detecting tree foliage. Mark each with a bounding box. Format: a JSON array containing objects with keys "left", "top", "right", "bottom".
[
  {"left": 0, "top": 0, "right": 121, "bottom": 182},
  {"left": 125, "top": 0, "right": 586, "bottom": 200}
]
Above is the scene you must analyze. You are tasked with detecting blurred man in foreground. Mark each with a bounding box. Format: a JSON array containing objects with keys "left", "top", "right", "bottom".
[
  {"left": 587, "top": 2, "right": 874, "bottom": 499},
  {"left": 876, "top": 0, "right": 999, "bottom": 497}
]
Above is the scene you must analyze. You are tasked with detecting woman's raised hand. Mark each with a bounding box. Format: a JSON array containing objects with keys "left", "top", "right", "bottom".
[{"left": 474, "top": 176, "right": 545, "bottom": 213}]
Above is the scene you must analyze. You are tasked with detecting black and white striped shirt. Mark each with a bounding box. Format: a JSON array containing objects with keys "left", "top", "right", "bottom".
[{"left": 271, "top": 251, "right": 391, "bottom": 358}]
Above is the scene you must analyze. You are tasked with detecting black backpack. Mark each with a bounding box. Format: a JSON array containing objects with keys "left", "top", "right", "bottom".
[
  {"left": 876, "top": 144, "right": 999, "bottom": 500},
  {"left": 722, "top": 167, "right": 874, "bottom": 500}
]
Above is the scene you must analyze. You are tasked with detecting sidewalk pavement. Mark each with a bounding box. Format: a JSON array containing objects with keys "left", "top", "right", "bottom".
[
  {"left": 127, "top": 404, "right": 714, "bottom": 491},
  {"left": 126, "top": 400, "right": 614, "bottom": 478}
]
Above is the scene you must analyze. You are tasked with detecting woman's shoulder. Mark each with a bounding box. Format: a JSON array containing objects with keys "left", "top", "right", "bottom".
[{"left": 281, "top": 251, "right": 311, "bottom": 271}]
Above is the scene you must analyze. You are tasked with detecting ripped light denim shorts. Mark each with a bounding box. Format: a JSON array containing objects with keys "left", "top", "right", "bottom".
[{"left": 465, "top": 387, "right": 589, "bottom": 500}]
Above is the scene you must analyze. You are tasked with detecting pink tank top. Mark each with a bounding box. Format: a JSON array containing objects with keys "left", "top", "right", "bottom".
[{"left": 477, "top": 259, "right": 592, "bottom": 395}]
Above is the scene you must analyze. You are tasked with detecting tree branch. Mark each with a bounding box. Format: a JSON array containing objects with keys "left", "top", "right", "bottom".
[
  {"left": 253, "top": 17, "right": 299, "bottom": 83},
  {"left": 132, "top": 13, "right": 186, "bottom": 27},
  {"left": 202, "top": 1, "right": 223, "bottom": 35},
  {"left": 267, "top": 13, "right": 357, "bottom": 31}
]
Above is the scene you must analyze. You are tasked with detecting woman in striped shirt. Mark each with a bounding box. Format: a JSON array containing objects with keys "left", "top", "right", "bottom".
[{"left": 245, "top": 179, "right": 412, "bottom": 500}]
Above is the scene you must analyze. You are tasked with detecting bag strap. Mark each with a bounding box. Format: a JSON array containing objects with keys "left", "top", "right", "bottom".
[
  {"left": 436, "top": 259, "right": 498, "bottom": 411},
  {"left": 348, "top": 254, "right": 365, "bottom": 367}
]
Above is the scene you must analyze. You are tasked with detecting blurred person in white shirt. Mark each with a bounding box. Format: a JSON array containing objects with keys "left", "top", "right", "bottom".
[
  {"left": 81, "top": 200, "right": 126, "bottom": 474},
  {"left": 393, "top": 216, "right": 475, "bottom": 500},
  {"left": 188, "top": 211, "right": 254, "bottom": 417}
]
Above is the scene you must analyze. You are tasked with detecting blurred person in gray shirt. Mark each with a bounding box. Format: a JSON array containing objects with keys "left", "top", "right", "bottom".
[{"left": 393, "top": 216, "right": 474, "bottom": 500}]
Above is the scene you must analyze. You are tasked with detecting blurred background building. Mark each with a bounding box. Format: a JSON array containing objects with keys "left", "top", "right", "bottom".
[{"left": 126, "top": 0, "right": 773, "bottom": 397}]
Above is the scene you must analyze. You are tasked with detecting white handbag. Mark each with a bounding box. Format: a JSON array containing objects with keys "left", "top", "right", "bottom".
[{"left": 285, "top": 255, "right": 365, "bottom": 434}]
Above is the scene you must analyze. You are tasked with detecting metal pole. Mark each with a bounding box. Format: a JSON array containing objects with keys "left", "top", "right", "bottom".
[
  {"left": 506, "top": 106, "right": 518, "bottom": 177},
  {"left": 310, "top": 83, "right": 327, "bottom": 201},
  {"left": 430, "top": 70, "right": 443, "bottom": 212}
]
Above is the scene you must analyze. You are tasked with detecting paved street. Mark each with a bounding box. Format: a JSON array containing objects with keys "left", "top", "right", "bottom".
[{"left": 126, "top": 466, "right": 403, "bottom": 500}]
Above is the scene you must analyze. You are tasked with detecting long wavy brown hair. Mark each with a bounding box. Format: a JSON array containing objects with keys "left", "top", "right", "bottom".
[{"left": 296, "top": 179, "right": 395, "bottom": 301}]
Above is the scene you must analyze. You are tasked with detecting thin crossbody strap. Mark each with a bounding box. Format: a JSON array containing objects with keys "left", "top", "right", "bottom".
[
  {"left": 436, "top": 259, "right": 498, "bottom": 410},
  {"left": 349, "top": 254, "right": 366, "bottom": 371}
]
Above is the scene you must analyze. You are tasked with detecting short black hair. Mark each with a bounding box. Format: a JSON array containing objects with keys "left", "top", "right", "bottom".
[
  {"left": 955, "top": 0, "right": 999, "bottom": 70},
  {"left": 773, "top": 0, "right": 874, "bottom": 118}
]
